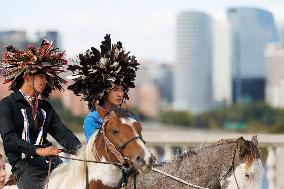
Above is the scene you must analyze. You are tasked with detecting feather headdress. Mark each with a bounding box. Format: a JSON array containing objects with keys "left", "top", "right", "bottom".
[
  {"left": 0, "top": 39, "right": 68, "bottom": 97},
  {"left": 67, "top": 34, "right": 139, "bottom": 109}
]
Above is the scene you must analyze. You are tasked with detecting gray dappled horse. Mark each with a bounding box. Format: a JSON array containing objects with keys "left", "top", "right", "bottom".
[{"left": 130, "top": 136, "right": 264, "bottom": 189}]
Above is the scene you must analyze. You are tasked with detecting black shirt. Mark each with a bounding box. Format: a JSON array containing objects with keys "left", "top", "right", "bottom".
[{"left": 0, "top": 90, "right": 81, "bottom": 172}]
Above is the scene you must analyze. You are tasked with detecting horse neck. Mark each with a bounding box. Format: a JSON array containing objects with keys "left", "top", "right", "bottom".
[
  {"left": 85, "top": 133, "right": 123, "bottom": 189},
  {"left": 158, "top": 142, "right": 238, "bottom": 181},
  {"left": 91, "top": 134, "right": 119, "bottom": 163}
]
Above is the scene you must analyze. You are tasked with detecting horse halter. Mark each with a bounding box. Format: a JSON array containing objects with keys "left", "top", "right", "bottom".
[
  {"left": 219, "top": 143, "right": 240, "bottom": 189},
  {"left": 100, "top": 110, "right": 145, "bottom": 165}
]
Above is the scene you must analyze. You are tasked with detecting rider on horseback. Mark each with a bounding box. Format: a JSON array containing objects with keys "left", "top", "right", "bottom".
[
  {"left": 68, "top": 34, "right": 139, "bottom": 142},
  {"left": 0, "top": 40, "right": 82, "bottom": 189}
]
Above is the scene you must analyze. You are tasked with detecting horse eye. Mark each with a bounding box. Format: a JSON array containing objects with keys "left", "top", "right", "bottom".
[
  {"left": 245, "top": 173, "right": 250, "bottom": 178},
  {"left": 111, "top": 129, "right": 120, "bottom": 135}
]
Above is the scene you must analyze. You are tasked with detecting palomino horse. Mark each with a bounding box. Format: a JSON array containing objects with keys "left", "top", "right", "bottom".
[
  {"left": 4, "top": 105, "right": 153, "bottom": 189},
  {"left": 130, "top": 136, "right": 264, "bottom": 189}
]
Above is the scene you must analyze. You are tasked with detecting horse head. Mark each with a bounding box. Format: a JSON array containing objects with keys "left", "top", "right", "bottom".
[
  {"left": 221, "top": 136, "right": 264, "bottom": 189},
  {"left": 87, "top": 105, "right": 154, "bottom": 174},
  {"left": 129, "top": 135, "right": 264, "bottom": 189}
]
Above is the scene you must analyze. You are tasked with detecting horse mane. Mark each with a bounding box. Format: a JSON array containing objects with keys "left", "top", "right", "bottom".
[
  {"left": 85, "top": 129, "right": 100, "bottom": 159},
  {"left": 48, "top": 131, "right": 102, "bottom": 188},
  {"left": 112, "top": 107, "right": 138, "bottom": 121},
  {"left": 48, "top": 146, "right": 87, "bottom": 188}
]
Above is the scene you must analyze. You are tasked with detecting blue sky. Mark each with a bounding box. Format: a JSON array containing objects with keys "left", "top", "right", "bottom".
[{"left": 0, "top": 0, "right": 284, "bottom": 63}]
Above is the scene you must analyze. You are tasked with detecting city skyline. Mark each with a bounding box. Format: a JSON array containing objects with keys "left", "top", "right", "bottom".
[{"left": 0, "top": 0, "right": 284, "bottom": 63}]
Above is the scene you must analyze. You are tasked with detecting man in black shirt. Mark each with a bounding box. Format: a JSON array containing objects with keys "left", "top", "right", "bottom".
[{"left": 0, "top": 40, "right": 81, "bottom": 189}]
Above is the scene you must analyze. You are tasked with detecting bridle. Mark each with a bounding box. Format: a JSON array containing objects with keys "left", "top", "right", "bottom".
[
  {"left": 219, "top": 143, "right": 240, "bottom": 189},
  {"left": 98, "top": 110, "right": 146, "bottom": 165},
  {"left": 90, "top": 110, "right": 145, "bottom": 188}
]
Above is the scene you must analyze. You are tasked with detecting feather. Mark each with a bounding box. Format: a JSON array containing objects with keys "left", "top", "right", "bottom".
[{"left": 67, "top": 34, "right": 140, "bottom": 110}]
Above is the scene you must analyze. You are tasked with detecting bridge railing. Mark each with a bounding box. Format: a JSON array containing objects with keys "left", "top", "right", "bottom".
[{"left": 2, "top": 131, "right": 283, "bottom": 189}]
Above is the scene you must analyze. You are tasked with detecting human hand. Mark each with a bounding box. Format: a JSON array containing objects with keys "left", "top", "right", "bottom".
[{"left": 36, "top": 146, "right": 61, "bottom": 157}]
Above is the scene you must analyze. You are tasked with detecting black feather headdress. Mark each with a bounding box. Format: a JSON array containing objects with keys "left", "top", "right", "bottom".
[
  {"left": 67, "top": 34, "right": 139, "bottom": 109},
  {"left": 0, "top": 39, "right": 68, "bottom": 98}
]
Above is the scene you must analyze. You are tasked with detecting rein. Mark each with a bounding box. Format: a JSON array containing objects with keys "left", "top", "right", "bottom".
[{"left": 152, "top": 168, "right": 209, "bottom": 189}]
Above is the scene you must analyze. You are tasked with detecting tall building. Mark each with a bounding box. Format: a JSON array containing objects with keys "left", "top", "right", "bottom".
[
  {"left": 227, "top": 7, "right": 279, "bottom": 102},
  {"left": 173, "top": 11, "right": 212, "bottom": 113},
  {"left": 212, "top": 20, "right": 232, "bottom": 105},
  {"left": 128, "top": 60, "right": 160, "bottom": 117},
  {"left": 135, "top": 60, "right": 156, "bottom": 87},
  {"left": 153, "top": 63, "right": 174, "bottom": 104},
  {"left": 265, "top": 43, "right": 284, "bottom": 108}
]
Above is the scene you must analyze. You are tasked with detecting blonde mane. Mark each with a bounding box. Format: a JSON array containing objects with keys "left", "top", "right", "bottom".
[
  {"left": 47, "top": 130, "right": 100, "bottom": 189},
  {"left": 47, "top": 146, "right": 86, "bottom": 189}
]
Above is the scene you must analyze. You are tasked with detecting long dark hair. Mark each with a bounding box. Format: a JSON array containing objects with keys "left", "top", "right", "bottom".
[{"left": 9, "top": 72, "right": 53, "bottom": 98}]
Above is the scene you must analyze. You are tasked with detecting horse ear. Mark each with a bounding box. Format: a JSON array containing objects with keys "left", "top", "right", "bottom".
[
  {"left": 237, "top": 137, "right": 246, "bottom": 156},
  {"left": 251, "top": 135, "right": 258, "bottom": 146},
  {"left": 237, "top": 137, "right": 245, "bottom": 148},
  {"left": 237, "top": 137, "right": 245, "bottom": 144},
  {"left": 95, "top": 104, "right": 107, "bottom": 118}
]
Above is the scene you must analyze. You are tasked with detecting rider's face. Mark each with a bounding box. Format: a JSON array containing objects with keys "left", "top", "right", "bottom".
[
  {"left": 105, "top": 85, "right": 124, "bottom": 106},
  {"left": 25, "top": 73, "right": 48, "bottom": 94}
]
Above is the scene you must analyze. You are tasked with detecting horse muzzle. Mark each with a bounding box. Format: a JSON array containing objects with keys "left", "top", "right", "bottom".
[{"left": 133, "top": 154, "right": 154, "bottom": 174}]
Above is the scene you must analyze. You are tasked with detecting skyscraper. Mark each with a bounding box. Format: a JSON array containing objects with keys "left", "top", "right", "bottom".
[
  {"left": 227, "top": 7, "right": 279, "bottom": 102},
  {"left": 129, "top": 60, "right": 160, "bottom": 117},
  {"left": 173, "top": 11, "right": 212, "bottom": 113},
  {"left": 265, "top": 43, "right": 284, "bottom": 108},
  {"left": 212, "top": 20, "right": 232, "bottom": 105},
  {"left": 154, "top": 63, "right": 174, "bottom": 104}
]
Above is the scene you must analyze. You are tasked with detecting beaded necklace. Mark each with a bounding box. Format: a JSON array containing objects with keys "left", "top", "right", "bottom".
[{"left": 19, "top": 89, "right": 39, "bottom": 120}]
